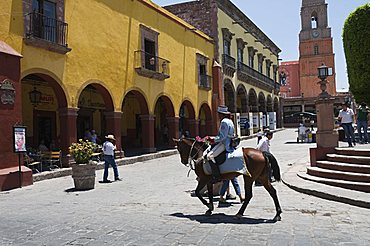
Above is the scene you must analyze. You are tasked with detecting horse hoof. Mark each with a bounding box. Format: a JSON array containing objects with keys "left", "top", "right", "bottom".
[
  {"left": 205, "top": 210, "right": 212, "bottom": 216},
  {"left": 234, "top": 214, "right": 243, "bottom": 220},
  {"left": 273, "top": 215, "right": 281, "bottom": 221}
]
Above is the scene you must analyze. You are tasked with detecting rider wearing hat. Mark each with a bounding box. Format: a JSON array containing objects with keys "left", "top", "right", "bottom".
[{"left": 206, "top": 105, "right": 235, "bottom": 183}]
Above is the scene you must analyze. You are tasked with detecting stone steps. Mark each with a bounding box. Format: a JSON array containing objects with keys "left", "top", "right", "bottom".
[
  {"left": 307, "top": 166, "right": 370, "bottom": 183},
  {"left": 298, "top": 172, "right": 370, "bottom": 193},
  {"left": 316, "top": 160, "right": 370, "bottom": 174},
  {"left": 335, "top": 148, "right": 370, "bottom": 157},
  {"left": 327, "top": 154, "right": 370, "bottom": 165}
]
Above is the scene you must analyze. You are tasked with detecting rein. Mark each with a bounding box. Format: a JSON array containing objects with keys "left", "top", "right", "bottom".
[{"left": 185, "top": 139, "right": 207, "bottom": 177}]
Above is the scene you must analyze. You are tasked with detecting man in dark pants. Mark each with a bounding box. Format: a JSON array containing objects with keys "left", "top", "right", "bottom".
[{"left": 101, "top": 134, "right": 122, "bottom": 183}]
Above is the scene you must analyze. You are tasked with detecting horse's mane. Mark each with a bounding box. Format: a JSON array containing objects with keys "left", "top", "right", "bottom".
[{"left": 182, "top": 137, "right": 209, "bottom": 151}]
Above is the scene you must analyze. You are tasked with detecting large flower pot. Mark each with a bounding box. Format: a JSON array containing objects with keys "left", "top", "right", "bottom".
[{"left": 71, "top": 161, "right": 97, "bottom": 190}]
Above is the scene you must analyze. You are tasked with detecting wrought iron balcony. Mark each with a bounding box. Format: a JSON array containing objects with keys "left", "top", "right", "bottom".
[
  {"left": 199, "top": 74, "right": 212, "bottom": 90},
  {"left": 135, "top": 50, "right": 170, "bottom": 80},
  {"left": 222, "top": 54, "right": 236, "bottom": 77},
  {"left": 237, "top": 61, "right": 278, "bottom": 93},
  {"left": 25, "top": 12, "right": 70, "bottom": 53}
]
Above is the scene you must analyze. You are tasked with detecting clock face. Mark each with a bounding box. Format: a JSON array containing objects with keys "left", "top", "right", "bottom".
[{"left": 312, "top": 30, "right": 320, "bottom": 38}]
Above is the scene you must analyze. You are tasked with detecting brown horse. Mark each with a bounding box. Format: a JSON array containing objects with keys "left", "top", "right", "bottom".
[{"left": 174, "top": 138, "right": 282, "bottom": 221}]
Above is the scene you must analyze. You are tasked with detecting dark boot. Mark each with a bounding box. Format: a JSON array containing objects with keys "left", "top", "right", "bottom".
[{"left": 209, "top": 160, "right": 221, "bottom": 183}]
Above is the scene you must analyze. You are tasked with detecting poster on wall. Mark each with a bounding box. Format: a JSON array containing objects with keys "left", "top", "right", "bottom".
[{"left": 13, "top": 126, "right": 27, "bottom": 153}]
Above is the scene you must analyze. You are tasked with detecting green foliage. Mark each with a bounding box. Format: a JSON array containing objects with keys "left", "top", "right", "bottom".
[
  {"left": 69, "top": 139, "right": 95, "bottom": 164},
  {"left": 342, "top": 3, "right": 370, "bottom": 104}
]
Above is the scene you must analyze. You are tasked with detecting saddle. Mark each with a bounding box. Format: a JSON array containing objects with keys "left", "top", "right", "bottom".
[{"left": 203, "top": 147, "right": 248, "bottom": 176}]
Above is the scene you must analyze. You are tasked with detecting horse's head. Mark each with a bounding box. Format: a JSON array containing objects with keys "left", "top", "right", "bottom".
[
  {"left": 173, "top": 138, "right": 194, "bottom": 165},
  {"left": 173, "top": 137, "right": 209, "bottom": 166}
]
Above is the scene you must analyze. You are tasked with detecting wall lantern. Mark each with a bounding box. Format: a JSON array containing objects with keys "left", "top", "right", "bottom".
[{"left": 29, "top": 87, "right": 42, "bottom": 106}]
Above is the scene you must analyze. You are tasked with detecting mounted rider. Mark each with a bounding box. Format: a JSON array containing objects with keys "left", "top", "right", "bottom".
[{"left": 205, "top": 105, "right": 235, "bottom": 183}]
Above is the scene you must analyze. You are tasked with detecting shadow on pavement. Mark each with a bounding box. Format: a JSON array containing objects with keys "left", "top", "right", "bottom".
[
  {"left": 169, "top": 212, "right": 277, "bottom": 224},
  {"left": 284, "top": 141, "right": 313, "bottom": 144},
  {"left": 64, "top": 187, "right": 94, "bottom": 193}
]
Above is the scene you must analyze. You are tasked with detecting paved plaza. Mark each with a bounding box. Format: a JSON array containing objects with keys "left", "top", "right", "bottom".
[{"left": 1, "top": 129, "right": 369, "bottom": 245}]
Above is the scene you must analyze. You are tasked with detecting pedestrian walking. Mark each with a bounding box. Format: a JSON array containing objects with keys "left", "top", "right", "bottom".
[
  {"left": 219, "top": 177, "right": 244, "bottom": 204},
  {"left": 356, "top": 102, "right": 369, "bottom": 144},
  {"left": 100, "top": 134, "right": 122, "bottom": 183},
  {"left": 338, "top": 102, "right": 356, "bottom": 147}
]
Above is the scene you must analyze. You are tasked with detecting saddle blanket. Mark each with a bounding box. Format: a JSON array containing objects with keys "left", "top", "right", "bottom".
[{"left": 203, "top": 147, "right": 248, "bottom": 176}]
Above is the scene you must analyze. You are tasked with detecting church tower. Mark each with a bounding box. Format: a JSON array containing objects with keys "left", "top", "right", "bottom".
[{"left": 299, "top": 0, "right": 336, "bottom": 97}]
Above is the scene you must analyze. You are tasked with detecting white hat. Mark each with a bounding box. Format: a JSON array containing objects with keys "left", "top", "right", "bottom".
[
  {"left": 217, "top": 105, "right": 231, "bottom": 114},
  {"left": 105, "top": 134, "right": 116, "bottom": 141}
]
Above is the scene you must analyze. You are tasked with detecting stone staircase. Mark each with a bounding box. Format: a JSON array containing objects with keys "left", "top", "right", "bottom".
[{"left": 301, "top": 148, "right": 370, "bottom": 192}]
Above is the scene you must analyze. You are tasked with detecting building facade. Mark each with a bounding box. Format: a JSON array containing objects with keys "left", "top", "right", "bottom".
[
  {"left": 165, "top": 0, "right": 282, "bottom": 135},
  {"left": 0, "top": 0, "right": 215, "bottom": 190},
  {"left": 279, "top": 0, "right": 346, "bottom": 127}
]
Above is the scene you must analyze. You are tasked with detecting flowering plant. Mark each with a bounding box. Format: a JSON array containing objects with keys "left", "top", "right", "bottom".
[{"left": 69, "top": 139, "right": 95, "bottom": 164}]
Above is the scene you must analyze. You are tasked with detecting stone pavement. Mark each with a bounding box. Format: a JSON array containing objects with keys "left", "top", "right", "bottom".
[{"left": 0, "top": 129, "right": 369, "bottom": 245}]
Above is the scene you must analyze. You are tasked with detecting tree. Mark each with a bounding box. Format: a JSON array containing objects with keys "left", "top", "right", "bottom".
[{"left": 342, "top": 3, "right": 370, "bottom": 105}]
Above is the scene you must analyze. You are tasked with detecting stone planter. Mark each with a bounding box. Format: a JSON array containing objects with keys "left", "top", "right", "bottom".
[{"left": 71, "top": 161, "right": 97, "bottom": 190}]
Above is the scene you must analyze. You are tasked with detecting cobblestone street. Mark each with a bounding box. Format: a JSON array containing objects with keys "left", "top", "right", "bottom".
[{"left": 1, "top": 129, "right": 369, "bottom": 245}]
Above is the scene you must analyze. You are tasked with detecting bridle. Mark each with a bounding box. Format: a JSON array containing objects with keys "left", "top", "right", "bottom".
[{"left": 182, "top": 138, "right": 207, "bottom": 175}]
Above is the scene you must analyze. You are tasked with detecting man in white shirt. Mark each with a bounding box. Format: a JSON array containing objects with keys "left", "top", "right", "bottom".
[
  {"left": 298, "top": 123, "right": 307, "bottom": 143},
  {"left": 338, "top": 102, "right": 356, "bottom": 147},
  {"left": 101, "top": 134, "right": 121, "bottom": 183},
  {"left": 256, "top": 131, "right": 274, "bottom": 183}
]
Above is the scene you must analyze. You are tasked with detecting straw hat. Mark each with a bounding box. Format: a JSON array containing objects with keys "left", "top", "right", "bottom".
[
  {"left": 217, "top": 105, "right": 231, "bottom": 114},
  {"left": 105, "top": 134, "right": 116, "bottom": 141}
]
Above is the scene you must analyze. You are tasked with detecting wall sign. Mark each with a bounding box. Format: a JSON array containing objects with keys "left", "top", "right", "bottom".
[{"left": 0, "top": 79, "right": 16, "bottom": 105}]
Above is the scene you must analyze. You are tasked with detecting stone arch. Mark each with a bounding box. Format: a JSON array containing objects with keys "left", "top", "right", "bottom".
[
  {"left": 236, "top": 84, "right": 248, "bottom": 113},
  {"left": 248, "top": 88, "right": 258, "bottom": 112},
  {"left": 76, "top": 83, "right": 115, "bottom": 140},
  {"left": 121, "top": 90, "right": 150, "bottom": 151},
  {"left": 179, "top": 100, "right": 196, "bottom": 137},
  {"left": 21, "top": 73, "right": 68, "bottom": 149},
  {"left": 258, "top": 92, "right": 266, "bottom": 113},
  {"left": 198, "top": 103, "right": 213, "bottom": 137},
  {"left": 224, "top": 79, "right": 236, "bottom": 113},
  {"left": 154, "top": 95, "right": 175, "bottom": 149},
  {"left": 267, "top": 95, "right": 273, "bottom": 112},
  {"left": 311, "top": 11, "right": 318, "bottom": 29},
  {"left": 76, "top": 81, "right": 114, "bottom": 111}
]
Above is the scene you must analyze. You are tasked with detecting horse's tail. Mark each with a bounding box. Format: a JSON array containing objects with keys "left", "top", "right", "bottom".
[{"left": 263, "top": 152, "right": 281, "bottom": 182}]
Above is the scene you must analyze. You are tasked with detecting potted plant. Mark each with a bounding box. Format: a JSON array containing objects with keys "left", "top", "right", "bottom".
[{"left": 69, "top": 139, "right": 97, "bottom": 190}]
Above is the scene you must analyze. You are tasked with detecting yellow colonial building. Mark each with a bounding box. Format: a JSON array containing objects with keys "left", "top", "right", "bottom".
[
  {"left": 0, "top": 0, "right": 214, "bottom": 165},
  {"left": 166, "top": 0, "right": 282, "bottom": 136}
]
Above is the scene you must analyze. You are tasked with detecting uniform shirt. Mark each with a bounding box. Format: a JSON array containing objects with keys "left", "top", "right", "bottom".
[
  {"left": 357, "top": 106, "right": 369, "bottom": 122},
  {"left": 339, "top": 108, "right": 354, "bottom": 124},
  {"left": 214, "top": 117, "right": 235, "bottom": 153},
  {"left": 257, "top": 136, "right": 270, "bottom": 153},
  {"left": 103, "top": 141, "right": 116, "bottom": 156}
]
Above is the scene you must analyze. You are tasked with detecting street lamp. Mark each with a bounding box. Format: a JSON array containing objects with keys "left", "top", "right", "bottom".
[
  {"left": 317, "top": 63, "right": 332, "bottom": 98},
  {"left": 29, "top": 87, "right": 42, "bottom": 106}
]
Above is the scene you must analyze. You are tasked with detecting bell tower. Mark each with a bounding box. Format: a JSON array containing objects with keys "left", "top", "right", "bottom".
[{"left": 299, "top": 0, "right": 336, "bottom": 97}]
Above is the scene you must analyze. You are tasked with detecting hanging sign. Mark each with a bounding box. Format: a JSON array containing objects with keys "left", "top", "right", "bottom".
[{"left": 0, "top": 79, "right": 16, "bottom": 105}]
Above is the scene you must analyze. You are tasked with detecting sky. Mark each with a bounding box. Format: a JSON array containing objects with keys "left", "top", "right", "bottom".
[{"left": 154, "top": 0, "right": 369, "bottom": 92}]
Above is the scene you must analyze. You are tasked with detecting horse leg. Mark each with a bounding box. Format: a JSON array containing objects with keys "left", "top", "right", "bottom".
[
  {"left": 205, "top": 183, "right": 214, "bottom": 216},
  {"left": 195, "top": 178, "right": 211, "bottom": 212},
  {"left": 236, "top": 176, "right": 253, "bottom": 218},
  {"left": 260, "top": 176, "right": 282, "bottom": 221}
]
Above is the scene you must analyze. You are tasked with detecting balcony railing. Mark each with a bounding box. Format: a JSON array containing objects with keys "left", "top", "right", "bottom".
[
  {"left": 222, "top": 54, "right": 236, "bottom": 77},
  {"left": 237, "top": 61, "right": 278, "bottom": 92},
  {"left": 134, "top": 50, "right": 170, "bottom": 80},
  {"left": 25, "top": 12, "right": 69, "bottom": 47},
  {"left": 199, "top": 74, "right": 212, "bottom": 90}
]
